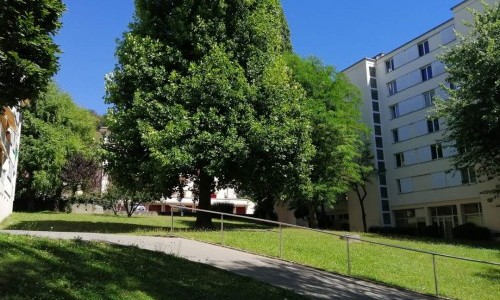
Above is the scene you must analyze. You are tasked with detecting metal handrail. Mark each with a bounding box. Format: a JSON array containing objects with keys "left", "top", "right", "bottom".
[
  {"left": 168, "top": 204, "right": 499, "bottom": 296},
  {"left": 168, "top": 204, "right": 499, "bottom": 267}
]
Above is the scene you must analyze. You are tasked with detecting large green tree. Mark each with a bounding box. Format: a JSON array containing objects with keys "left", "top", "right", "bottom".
[
  {"left": 16, "top": 83, "right": 99, "bottom": 211},
  {"left": 436, "top": 2, "right": 500, "bottom": 198},
  {"left": 105, "top": 0, "right": 312, "bottom": 227},
  {"left": 0, "top": 0, "right": 65, "bottom": 107},
  {"left": 286, "top": 55, "right": 365, "bottom": 228}
]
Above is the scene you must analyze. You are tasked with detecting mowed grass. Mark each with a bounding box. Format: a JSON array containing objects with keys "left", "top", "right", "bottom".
[
  {"left": 2, "top": 212, "right": 499, "bottom": 300},
  {"left": 0, "top": 233, "right": 306, "bottom": 300}
]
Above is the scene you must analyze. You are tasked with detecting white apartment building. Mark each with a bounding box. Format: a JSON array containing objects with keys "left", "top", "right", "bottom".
[
  {"left": 0, "top": 106, "right": 22, "bottom": 222},
  {"left": 341, "top": 0, "right": 499, "bottom": 237}
]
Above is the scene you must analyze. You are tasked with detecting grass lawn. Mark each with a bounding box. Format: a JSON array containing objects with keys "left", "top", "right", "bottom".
[
  {"left": 2, "top": 212, "right": 499, "bottom": 300},
  {"left": 0, "top": 233, "right": 306, "bottom": 300}
]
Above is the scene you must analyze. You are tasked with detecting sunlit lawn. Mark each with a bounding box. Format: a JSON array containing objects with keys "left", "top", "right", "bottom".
[{"left": 2, "top": 212, "right": 499, "bottom": 300}]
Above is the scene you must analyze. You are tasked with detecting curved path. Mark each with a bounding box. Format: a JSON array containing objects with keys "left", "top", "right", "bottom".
[{"left": 1, "top": 230, "right": 437, "bottom": 300}]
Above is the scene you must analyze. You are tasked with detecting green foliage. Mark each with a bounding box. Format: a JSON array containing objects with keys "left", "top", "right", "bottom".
[
  {"left": 435, "top": 2, "right": 500, "bottom": 197},
  {"left": 16, "top": 83, "right": 100, "bottom": 208},
  {"left": 211, "top": 202, "right": 235, "bottom": 214},
  {"left": 285, "top": 54, "right": 365, "bottom": 227},
  {"left": 0, "top": 0, "right": 65, "bottom": 107},
  {"left": 105, "top": 0, "right": 312, "bottom": 227}
]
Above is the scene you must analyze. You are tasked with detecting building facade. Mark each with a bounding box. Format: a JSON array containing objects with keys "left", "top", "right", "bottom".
[
  {"left": 343, "top": 0, "right": 500, "bottom": 236},
  {"left": 0, "top": 106, "right": 22, "bottom": 222}
]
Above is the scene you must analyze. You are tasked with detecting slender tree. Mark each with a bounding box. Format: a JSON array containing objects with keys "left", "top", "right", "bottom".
[
  {"left": 286, "top": 55, "right": 365, "bottom": 228},
  {"left": 0, "top": 0, "right": 65, "bottom": 107},
  {"left": 435, "top": 2, "right": 500, "bottom": 198},
  {"left": 105, "top": 0, "right": 312, "bottom": 228}
]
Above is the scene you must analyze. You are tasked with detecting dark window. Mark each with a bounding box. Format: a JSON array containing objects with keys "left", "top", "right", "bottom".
[
  {"left": 374, "top": 125, "right": 382, "bottom": 136},
  {"left": 373, "top": 113, "right": 381, "bottom": 124},
  {"left": 421, "top": 65, "right": 433, "bottom": 81},
  {"left": 371, "top": 89, "right": 379, "bottom": 100},
  {"left": 460, "top": 167, "right": 477, "bottom": 184},
  {"left": 377, "top": 161, "right": 386, "bottom": 173},
  {"left": 427, "top": 118, "right": 440, "bottom": 133},
  {"left": 381, "top": 199, "right": 390, "bottom": 211},
  {"left": 390, "top": 105, "right": 399, "bottom": 118},
  {"left": 379, "top": 174, "right": 387, "bottom": 185},
  {"left": 418, "top": 40, "right": 430, "bottom": 56},
  {"left": 385, "top": 59, "right": 395, "bottom": 73},
  {"left": 392, "top": 129, "right": 399, "bottom": 142},
  {"left": 380, "top": 187, "right": 388, "bottom": 198},
  {"left": 376, "top": 149, "right": 384, "bottom": 160},
  {"left": 388, "top": 81, "right": 398, "bottom": 95},
  {"left": 369, "top": 67, "right": 376, "bottom": 77},
  {"left": 395, "top": 153, "right": 404, "bottom": 167},
  {"left": 383, "top": 213, "right": 391, "bottom": 225},
  {"left": 431, "top": 144, "right": 443, "bottom": 159},
  {"left": 375, "top": 137, "right": 383, "bottom": 148},
  {"left": 372, "top": 101, "right": 379, "bottom": 112},
  {"left": 370, "top": 78, "right": 377, "bottom": 89},
  {"left": 423, "top": 90, "right": 435, "bottom": 107}
]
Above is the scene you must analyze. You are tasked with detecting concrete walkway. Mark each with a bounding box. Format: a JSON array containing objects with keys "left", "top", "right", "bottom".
[{"left": 1, "top": 230, "right": 436, "bottom": 300}]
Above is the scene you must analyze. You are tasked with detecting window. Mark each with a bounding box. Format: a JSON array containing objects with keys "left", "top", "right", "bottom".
[
  {"left": 462, "top": 203, "right": 483, "bottom": 225},
  {"left": 397, "top": 178, "right": 413, "bottom": 193},
  {"left": 369, "top": 66, "right": 376, "bottom": 77},
  {"left": 376, "top": 149, "right": 384, "bottom": 160},
  {"left": 375, "top": 137, "right": 383, "bottom": 148},
  {"left": 370, "top": 78, "right": 377, "bottom": 89},
  {"left": 388, "top": 81, "right": 398, "bottom": 95},
  {"left": 421, "top": 65, "right": 433, "bottom": 81},
  {"left": 392, "top": 129, "right": 399, "bottom": 142},
  {"left": 371, "top": 89, "right": 379, "bottom": 100},
  {"left": 377, "top": 161, "right": 386, "bottom": 173},
  {"left": 389, "top": 104, "right": 399, "bottom": 118},
  {"left": 460, "top": 167, "right": 477, "bottom": 184},
  {"left": 418, "top": 40, "right": 430, "bottom": 56},
  {"left": 385, "top": 58, "right": 395, "bottom": 73},
  {"left": 383, "top": 213, "right": 391, "bottom": 225},
  {"left": 381, "top": 200, "right": 390, "bottom": 211},
  {"left": 379, "top": 174, "right": 387, "bottom": 185},
  {"left": 374, "top": 125, "right": 382, "bottom": 136},
  {"left": 380, "top": 187, "right": 388, "bottom": 199},
  {"left": 395, "top": 153, "right": 405, "bottom": 167},
  {"left": 423, "top": 90, "right": 435, "bottom": 107},
  {"left": 373, "top": 113, "right": 381, "bottom": 124},
  {"left": 427, "top": 118, "right": 440, "bottom": 133},
  {"left": 431, "top": 144, "right": 443, "bottom": 159},
  {"left": 372, "top": 101, "right": 379, "bottom": 112}
]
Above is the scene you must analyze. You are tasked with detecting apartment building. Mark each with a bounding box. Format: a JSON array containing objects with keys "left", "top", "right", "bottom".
[
  {"left": 341, "top": 0, "right": 499, "bottom": 237},
  {"left": 0, "top": 106, "right": 22, "bottom": 222}
]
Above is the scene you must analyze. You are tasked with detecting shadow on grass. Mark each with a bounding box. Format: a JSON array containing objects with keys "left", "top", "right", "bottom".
[
  {"left": 0, "top": 234, "right": 305, "bottom": 300},
  {"left": 4, "top": 220, "right": 166, "bottom": 233},
  {"left": 476, "top": 267, "right": 500, "bottom": 283}
]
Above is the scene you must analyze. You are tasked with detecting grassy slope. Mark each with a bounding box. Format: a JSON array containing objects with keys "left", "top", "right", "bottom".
[
  {"left": 0, "top": 233, "right": 305, "bottom": 300},
  {"left": 2, "top": 212, "right": 499, "bottom": 300}
]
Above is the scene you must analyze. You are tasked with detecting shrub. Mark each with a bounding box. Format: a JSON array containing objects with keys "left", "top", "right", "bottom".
[
  {"left": 211, "top": 202, "right": 235, "bottom": 214},
  {"left": 452, "top": 223, "right": 491, "bottom": 241}
]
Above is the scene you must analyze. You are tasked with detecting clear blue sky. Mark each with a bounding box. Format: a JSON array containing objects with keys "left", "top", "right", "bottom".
[{"left": 54, "top": 0, "right": 458, "bottom": 115}]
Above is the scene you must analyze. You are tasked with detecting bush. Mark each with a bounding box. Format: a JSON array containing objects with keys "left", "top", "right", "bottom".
[
  {"left": 368, "top": 225, "right": 441, "bottom": 239},
  {"left": 452, "top": 223, "right": 491, "bottom": 241},
  {"left": 211, "top": 202, "right": 235, "bottom": 214}
]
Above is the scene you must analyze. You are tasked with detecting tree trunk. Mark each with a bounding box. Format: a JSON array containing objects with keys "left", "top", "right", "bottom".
[
  {"left": 307, "top": 202, "right": 318, "bottom": 229},
  {"left": 195, "top": 169, "right": 214, "bottom": 229},
  {"left": 355, "top": 184, "right": 368, "bottom": 233}
]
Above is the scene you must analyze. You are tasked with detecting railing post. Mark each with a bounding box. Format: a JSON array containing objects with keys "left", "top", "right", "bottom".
[
  {"left": 170, "top": 208, "right": 174, "bottom": 234},
  {"left": 432, "top": 254, "right": 439, "bottom": 296},
  {"left": 279, "top": 223, "right": 283, "bottom": 259},
  {"left": 346, "top": 236, "right": 351, "bottom": 275},
  {"left": 220, "top": 214, "right": 224, "bottom": 245}
]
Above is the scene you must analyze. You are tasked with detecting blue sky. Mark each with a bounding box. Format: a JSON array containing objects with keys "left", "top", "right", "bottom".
[{"left": 54, "top": 0, "right": 458, "bottom": 115}]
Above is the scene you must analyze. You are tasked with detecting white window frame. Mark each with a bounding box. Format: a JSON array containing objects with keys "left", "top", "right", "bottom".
[
  {"left": 418, "top": 40, "right": 430, "bottom": 56},
  {"left": 431, "top": 144, "right": 443, "bottom": 160},
  {"left": 388, "top": 81, "right": 398, "bottom": 96},
  {"left": 389, "top": 104, "right": 399, "bottom": 119},
  {"left": 423, "top": 90, "right": 435, "bottom": 107},
  {"left": 385, "top": 58, "right": 395, "bottom": 73},
  {"left": 421, "top": 65, "right": 433, "bottom": 81},
  {"left": 427, "top": 118, "right": 440, "bottom": 133}
]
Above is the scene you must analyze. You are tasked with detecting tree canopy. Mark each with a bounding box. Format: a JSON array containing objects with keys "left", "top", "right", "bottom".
[
  {"left": 105, "top": 0, "right": 312, "bottom": 227},
  {"left": 436, "top": 2, "right": 500, "bottom": 197},
  {"left": 0, "top": 0, "right": 65, "bottom": 107},
  {"left": 16, "top": 83, "right": 100, "bottom": 211},
  {"left": 286, "top": 55, "right": 365, "bottom": 228}
]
